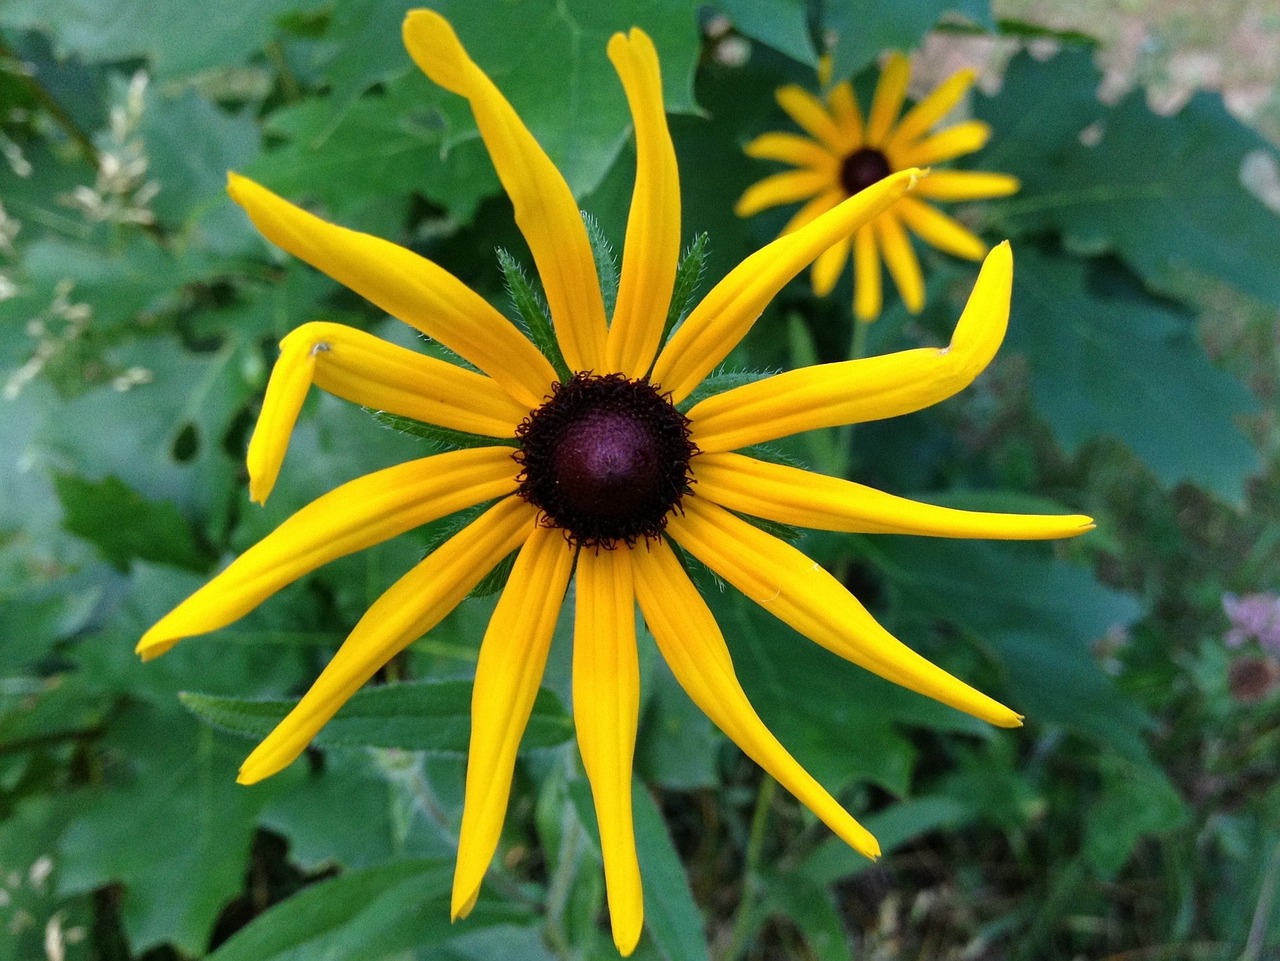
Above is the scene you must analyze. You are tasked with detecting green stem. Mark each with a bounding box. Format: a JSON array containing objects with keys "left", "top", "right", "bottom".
[
  {"left": 849, "top": 316, "right": 871, "bottom": 361},
  {"left": 722, "top": 775, "right": 778, "bottom": 961},
  {"left": 543, "top": 809, "right": 582, "bottom": 960}
]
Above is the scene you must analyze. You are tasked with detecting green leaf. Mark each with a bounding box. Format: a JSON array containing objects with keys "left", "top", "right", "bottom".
[
  {"left": 0, "top": 0, "right": 326, "bottom": 79},
  {"left": 637, "top": 661, "right": 720, "bottom": 790},
  {"left": 981, "top": 48, "right": 1280, "bottom": 308},
  {"left": 179, "top": 678, "right": 574, "bottom": 755},
  {"left": 139, "top": 87, "right": 261, "bottom": 253},
  {"left": 1008, "top": 248, "right": 1260, "bottom": 503},
  {"left": 57, "top": 704, "right": 274, "bottom": 956},
  {"left": 702, "top": 566, "right": 989, "bottom": 796},
  {"left": 634, "top": 778, "right": 711, "bottom": 961},
  {"left": 798, "top": 794, "right": 976, "bottom": 886},
  {"left": 249, "top": 73, "right": 500, "bottom": 229},
  {"left": 204, "top": 857, "right": 526, "bottom": 961},
  {"left": 53, "top": 472, "right": 209, "bottom": 571},
  {"left": 715, "top": 0, "right": 817, "bottom": 66},
  {"left": 759, "top": 868, "right": 851, "bottom": 961},
  {"left": 824, "top": 0, "right": 994, "bottom": 81},
  {"left": 422, "top": 0, "right": 702, "bottom": 196},
  {"left": 1082, "top": 758, "right": 1188, "bottom": 880},
  {"left": 873, "top": 539, "right": 1150, "bottom": 762}
]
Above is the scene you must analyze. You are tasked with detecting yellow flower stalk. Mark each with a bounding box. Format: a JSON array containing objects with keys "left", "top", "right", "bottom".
[
  {"left": 737, "top": 52, "right": 1020, "bottom": 322},
  {"left": 140, "top": 12, "right": 1090, "bottom": 956}
]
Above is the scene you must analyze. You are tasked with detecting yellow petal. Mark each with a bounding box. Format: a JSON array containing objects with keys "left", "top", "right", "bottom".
[
  {"left": 826, "top": 80, "right": 864, "bottom": 146},
  {"left": 693, "top": 451, "right": 1096, "bottom": 539},
  {"left": 896, "top": 197, "right": 987, "bottom": 261},
  {"left": 775, "top": 84, "right": 845, "bottom": 152},
  {"left": 781, "top": 188, "right": 844, "bottom": 237},
  {"left": 876, "top": 209, "right": 925, "bottom": 313},
  {"left": 632, "top": 539, "right": 880, "bottom": 858},
  {"left": 237, "top": 496, "right": 537, "bottom": 784},
  {"left": 247, "top": 322, "right": 526, "bottom": 504},
  {"left": 402, "top": 10, "right": 606, "bottom": 372},
  {"left": 452, "top": 525, "right": 575, "bottom": 920},
  {"left": 574, "top": 549, "right": 643, "bottom": 955},
  {"left": 915, "top": 170, "right": 1020, "bottom": 202},
  {"left": 884, "top": 67, "right": 976, "bottom": 151},
  {"left": 606, "top": 29, "right": 681, "bottom": 379},
  {"left": 225, "top": 173, "right": 554, "bottom": 409},
  {"left": 137, "top": 448, "right": 520, "bottom": 660},
  {"left": 667, "top": 498, "right": 1021, "bottom": 726},
  {"left": 810, "top": 235, "right": 850, "bottom": 297},
  {"left": 656, "top": 168, "right": 922, "bottom": 402},
  {"left": 744, "top": 132, "right": 838, "bottom": 172},
  {"left": 866, "top": 52, "right": 910, "bottom": 146},
  {"left": 853, "top": 221, "right": 882, "bottom": 322},
  {"left": 734, "top": 169, "right": 831, "bottom": 219},
  {"left": 896, "top": 120, "right": 992, "bottom": 167},
  {"left": 688, "top": 241, "right": 1012, "bottom": 451}
]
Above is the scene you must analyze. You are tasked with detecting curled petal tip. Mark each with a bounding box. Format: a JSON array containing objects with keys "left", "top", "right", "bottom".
[{"left": 451, "top": 885, "right": 480, "bottom": 921}]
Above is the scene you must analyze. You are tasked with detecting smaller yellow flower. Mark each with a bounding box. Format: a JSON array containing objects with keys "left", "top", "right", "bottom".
[{"left": 737, "top": 53, "right": 1019, "bottom": 321}]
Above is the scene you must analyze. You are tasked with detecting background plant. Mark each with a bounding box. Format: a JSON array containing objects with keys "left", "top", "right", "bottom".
[{"left": 1, "top": 1, "right": 1277, "bottom": 959}]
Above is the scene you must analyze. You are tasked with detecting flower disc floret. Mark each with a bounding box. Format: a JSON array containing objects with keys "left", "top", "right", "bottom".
[{"left": 516, "top": 372, "right": 695, "bottom": 547}]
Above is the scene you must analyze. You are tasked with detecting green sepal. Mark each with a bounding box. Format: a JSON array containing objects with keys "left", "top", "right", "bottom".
[
  {"left": 497, "top": 247, "right": 572, "bottom": 382},
  {"left": 661, "top": 232, "right": 709, "bottom": 346},
  {"left": 415, "top": 499, "right": 526, "bottom": 599},
  {"left": 367, "top": 409, "right": 516, "bottom": 451},
  {"left": 582, "top": 210, "right": 619, "bottom": 323}
]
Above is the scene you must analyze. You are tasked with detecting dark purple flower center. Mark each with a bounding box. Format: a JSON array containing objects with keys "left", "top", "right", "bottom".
[
  {"left": 515, "top": 373, "right": 696, "bottom": 547},
  {"left": 840, "top": 147, "right": 892, "bottom": 196}
]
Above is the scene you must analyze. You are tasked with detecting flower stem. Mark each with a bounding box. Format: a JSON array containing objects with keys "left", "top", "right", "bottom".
[
  {"left": 722, "top": 774, "right": 778, "bottom": 960},
  {"left": 850, "top": 316, "right": 871, "bottom": 361}
]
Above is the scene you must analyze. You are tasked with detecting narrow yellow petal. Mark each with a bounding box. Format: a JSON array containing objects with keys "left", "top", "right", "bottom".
[
  {"left": 915, "top": 170, "right": 1021, "bottom": 202},
  {"left": 668, "top": 499, "right": 1021, "bottom": 726},
  {"left": 884, "top": 67, "right": 976, "bottom": 151},
  {"left": 244, "top": 324, "right": 316, "bottom": 506},
  {"left": 137, "top": 448, "right": 520, "bottom": 661},
  {"left": 694, "top": 451, "right": 1096, "bottom": 539},
  {"left": 656, "top": 168, "right": 922, "bottom": 402},
  {"left": 826, "top": 80, "right": 864, "bottom": 146},
  {"left": 897, "top": 197, "right": 987, "bottom": 261},
  {"left": 632, "top": 539, "right": 880, "bottom": 858},
  {"left": 452, "top": 526, "right": 575, "bottom": 920},
  {"left": 247, "top": 322, "right": 526, "bottom": 504},
  {"left": 876, "top": 210, "right": 925, "bottom": 313},
  {"left": 744, "top": 132, "right": 839, "bottom": 172},
  {"left": 225, "top": 173, "right": 554, "bottom": 409},
  {"left": 853, "top": 221, "right": 883, "bottom": 321},
  {"left": 237, "top": 497, "right": 537, "bottom": 784},
  {"left": 574, "top": 550, "right": 643, "bottom": 955},
  {"left": 781, "top": 188, "right": 844, "bottom": 237},
  {"left": 810, "top": 235, "right": 850, "bottom": 297},
  {"left": 606, "top": 29, "right": 681, "bottom": 379},
  {"left": 896, "top": 120, "right": 992, "bottom": 167},
  {"left": 866, "top": 52, "right": 911, "bottom": 146},
  {"left": 688, "top": 242, "right": 1012, "bottom": 451},
  {"left": 734, "top": 169, "right": 830, "bottom": 219},
  {"left": 402, "top": 10, "right": 606, "bottom": 371},
  {"left": 775, "top": 85, "right": 845, "bottom": 152}
]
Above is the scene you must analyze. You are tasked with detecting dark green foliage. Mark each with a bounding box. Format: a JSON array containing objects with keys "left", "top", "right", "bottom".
[{"left": 1, "top": 2, "right": 1277, "bottom": 960}]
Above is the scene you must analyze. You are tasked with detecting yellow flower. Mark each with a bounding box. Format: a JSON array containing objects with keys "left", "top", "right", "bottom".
[
  {"left": 139, "top": 12, "right": 1089, "bottom": 956},
  {"left": 737, "top": 53, "right": 1020, "bottom": 322}
]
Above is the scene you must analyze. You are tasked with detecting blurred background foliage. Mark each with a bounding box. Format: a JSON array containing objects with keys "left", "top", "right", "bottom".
[{"left": 1, "top": 0, "right": 1279, "bottom": 958}]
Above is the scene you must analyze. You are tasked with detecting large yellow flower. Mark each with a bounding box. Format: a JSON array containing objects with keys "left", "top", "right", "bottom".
[
  {"left": 139, "top": 13, "right": 1089, "bottom": 956},
  {"left": 737, "top": 53, "right": 1020, "bottom": 322}
]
